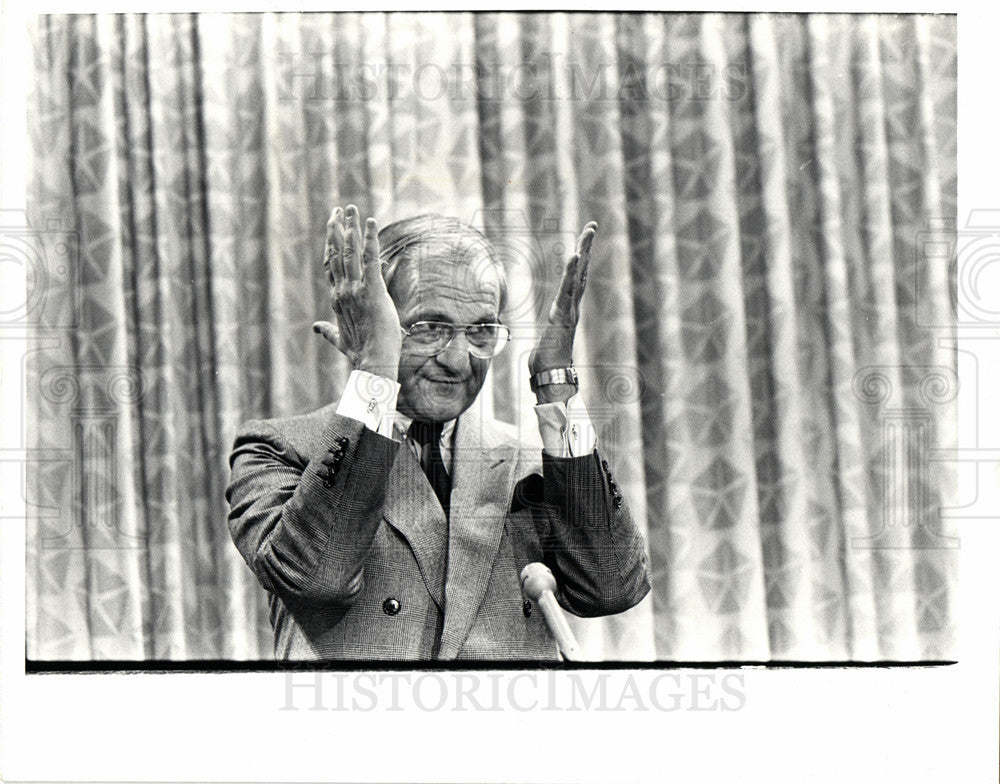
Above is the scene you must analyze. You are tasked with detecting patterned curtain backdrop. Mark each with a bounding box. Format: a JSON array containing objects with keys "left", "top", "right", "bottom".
[{"left": 25, "top": 12, "right": 957, "bottom": 661}]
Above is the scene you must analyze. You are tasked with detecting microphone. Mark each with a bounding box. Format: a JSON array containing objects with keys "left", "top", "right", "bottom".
[{"left": 520, "top": 562, "right": 583, "bottom": 661}]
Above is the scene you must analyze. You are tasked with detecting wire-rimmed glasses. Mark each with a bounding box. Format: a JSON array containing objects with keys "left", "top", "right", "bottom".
[{"left": 401, "top": 321, "right": 511, "bottom": 359}]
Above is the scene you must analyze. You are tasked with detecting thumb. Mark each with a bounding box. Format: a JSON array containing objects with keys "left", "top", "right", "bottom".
[{"left": 312, "top": 321, "right": 343, "bottom": 351}]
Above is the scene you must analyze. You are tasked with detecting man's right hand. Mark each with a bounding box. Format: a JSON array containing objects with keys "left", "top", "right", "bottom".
[{"left": 312, "top": 205, "right": 402, "bottom": 381}]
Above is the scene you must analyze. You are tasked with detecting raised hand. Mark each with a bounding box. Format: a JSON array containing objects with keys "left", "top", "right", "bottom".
[
  {"left": 312, "top": 205, "right": 402, "bottom": 380},
  {"left": 527, "top": 221, "right": 597, "bottom": 394}
]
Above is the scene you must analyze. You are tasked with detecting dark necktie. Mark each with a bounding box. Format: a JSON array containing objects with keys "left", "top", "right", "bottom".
[{"left": 407, "top": 420, "right": 451, "bottom": 518}]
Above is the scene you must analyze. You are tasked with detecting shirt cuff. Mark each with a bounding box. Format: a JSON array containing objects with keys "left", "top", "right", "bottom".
[
  {"left": 534, "top": 394, "right": 597, "bottom": 458},
  {"left": 336, "top": 370, "right": 400, "bottom": 438}
]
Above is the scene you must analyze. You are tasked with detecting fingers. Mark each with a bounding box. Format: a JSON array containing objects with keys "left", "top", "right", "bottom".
[
  {"left": 324, "top": 207, "right": 344, "bottom": 286},
  {"left": 343, "top": 205, "right": 363, "bottom": 282},
  {"left": 575, "top": 222, "right": 596, "bottom": 297},
  {"left": 547, "top": 221, "right": 598, "bottom": 324},
  {"left": 324, "top": 204, "right": 373, "bottom": 287},
  {"left": 362, "top": 217, "right": 381, "bottom": 282},
  {"left": 577, "top": 221, "right": 598, "bottom": 255},
  {"left": 312, "top": 320, "right": 343, "bottom": 351},
  {"left": 548, "top": 254, "right": 578, "bottom": 323}
]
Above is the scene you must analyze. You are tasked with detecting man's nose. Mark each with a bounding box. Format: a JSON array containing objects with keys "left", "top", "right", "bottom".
[{"left": 435, "top": 331, "right": 472, "bottom": 372}]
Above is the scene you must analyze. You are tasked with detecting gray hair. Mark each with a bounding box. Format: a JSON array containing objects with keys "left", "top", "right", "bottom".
[{"left": 377, "top": 214, "right": 508, "bottom": 314}]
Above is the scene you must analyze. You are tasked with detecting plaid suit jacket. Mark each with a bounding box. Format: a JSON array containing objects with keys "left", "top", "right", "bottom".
[{"left": 226, "top": 401, "right": 650, "bottom": 661}]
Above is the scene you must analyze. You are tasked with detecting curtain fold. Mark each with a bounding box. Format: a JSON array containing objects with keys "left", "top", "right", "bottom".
[{"left": 26, "top": 12, "right": 957, "bottom": 661}]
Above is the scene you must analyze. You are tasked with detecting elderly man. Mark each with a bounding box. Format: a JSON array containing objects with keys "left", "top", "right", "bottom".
[{"left": 226, "top": 205, "right": 650, "bottom": 660}]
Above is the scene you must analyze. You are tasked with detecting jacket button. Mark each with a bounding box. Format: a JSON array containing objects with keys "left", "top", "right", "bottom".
[{"left": 382, "top": 597, "right": 401, "bottom": 616}]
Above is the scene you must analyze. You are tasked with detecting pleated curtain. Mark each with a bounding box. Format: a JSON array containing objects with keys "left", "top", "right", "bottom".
[{"left": 26, "top": 12, "right": 957, "bottom": 661}]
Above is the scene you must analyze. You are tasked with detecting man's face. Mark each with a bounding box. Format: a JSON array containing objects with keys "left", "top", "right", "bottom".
[{"left": 391, "top": 242, "right": 502, "bottom": 423}]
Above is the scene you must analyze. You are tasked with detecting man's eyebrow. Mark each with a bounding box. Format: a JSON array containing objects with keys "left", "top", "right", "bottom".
[
  {"left": 410, "top": 311, "right": 452, "bottom": 323},
  {"left": 410, "top": 312, "right": 498, "bottom": 324}
]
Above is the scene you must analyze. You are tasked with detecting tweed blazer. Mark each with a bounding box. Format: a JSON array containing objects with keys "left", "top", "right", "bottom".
[{"left": 226, "top": 401, "right": 651, "bottom": 661}]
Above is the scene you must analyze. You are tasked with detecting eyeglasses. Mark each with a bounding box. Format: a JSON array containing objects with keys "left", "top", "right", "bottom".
[{"left": 401, "top": 321, "right": 511, "bottom": 359}]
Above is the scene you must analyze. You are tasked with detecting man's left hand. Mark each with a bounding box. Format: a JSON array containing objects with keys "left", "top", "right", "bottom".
[{"left": 528, "top": 221, "right": 597, "bottom": 403}]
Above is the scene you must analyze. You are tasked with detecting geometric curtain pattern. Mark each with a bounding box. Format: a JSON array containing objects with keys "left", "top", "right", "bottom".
[{"left": 25, "top": 12, "right": 956, "bottom": 660}]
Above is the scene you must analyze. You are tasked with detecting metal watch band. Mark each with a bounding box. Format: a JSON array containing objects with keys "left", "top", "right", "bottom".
[{"left": 529, "top": 366, "right": 579, "bottom": 392}]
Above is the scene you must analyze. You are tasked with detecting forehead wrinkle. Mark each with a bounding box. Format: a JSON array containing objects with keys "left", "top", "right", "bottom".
[{"left": 391, "top": 258, "right": 501, "bottom": 324}]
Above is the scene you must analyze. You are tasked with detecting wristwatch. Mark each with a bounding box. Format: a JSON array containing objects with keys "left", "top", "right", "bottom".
[{"left": 529, "top": 366, "right": 579, "bottom": 393}]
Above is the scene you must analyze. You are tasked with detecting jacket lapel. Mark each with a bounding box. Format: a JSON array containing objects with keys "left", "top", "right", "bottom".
[
  {"left": 381, "top": 444, "right": 448, "bottom": 611},
  {"left": 436, "top": 407, "right": 519, "bottom": 660}
]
